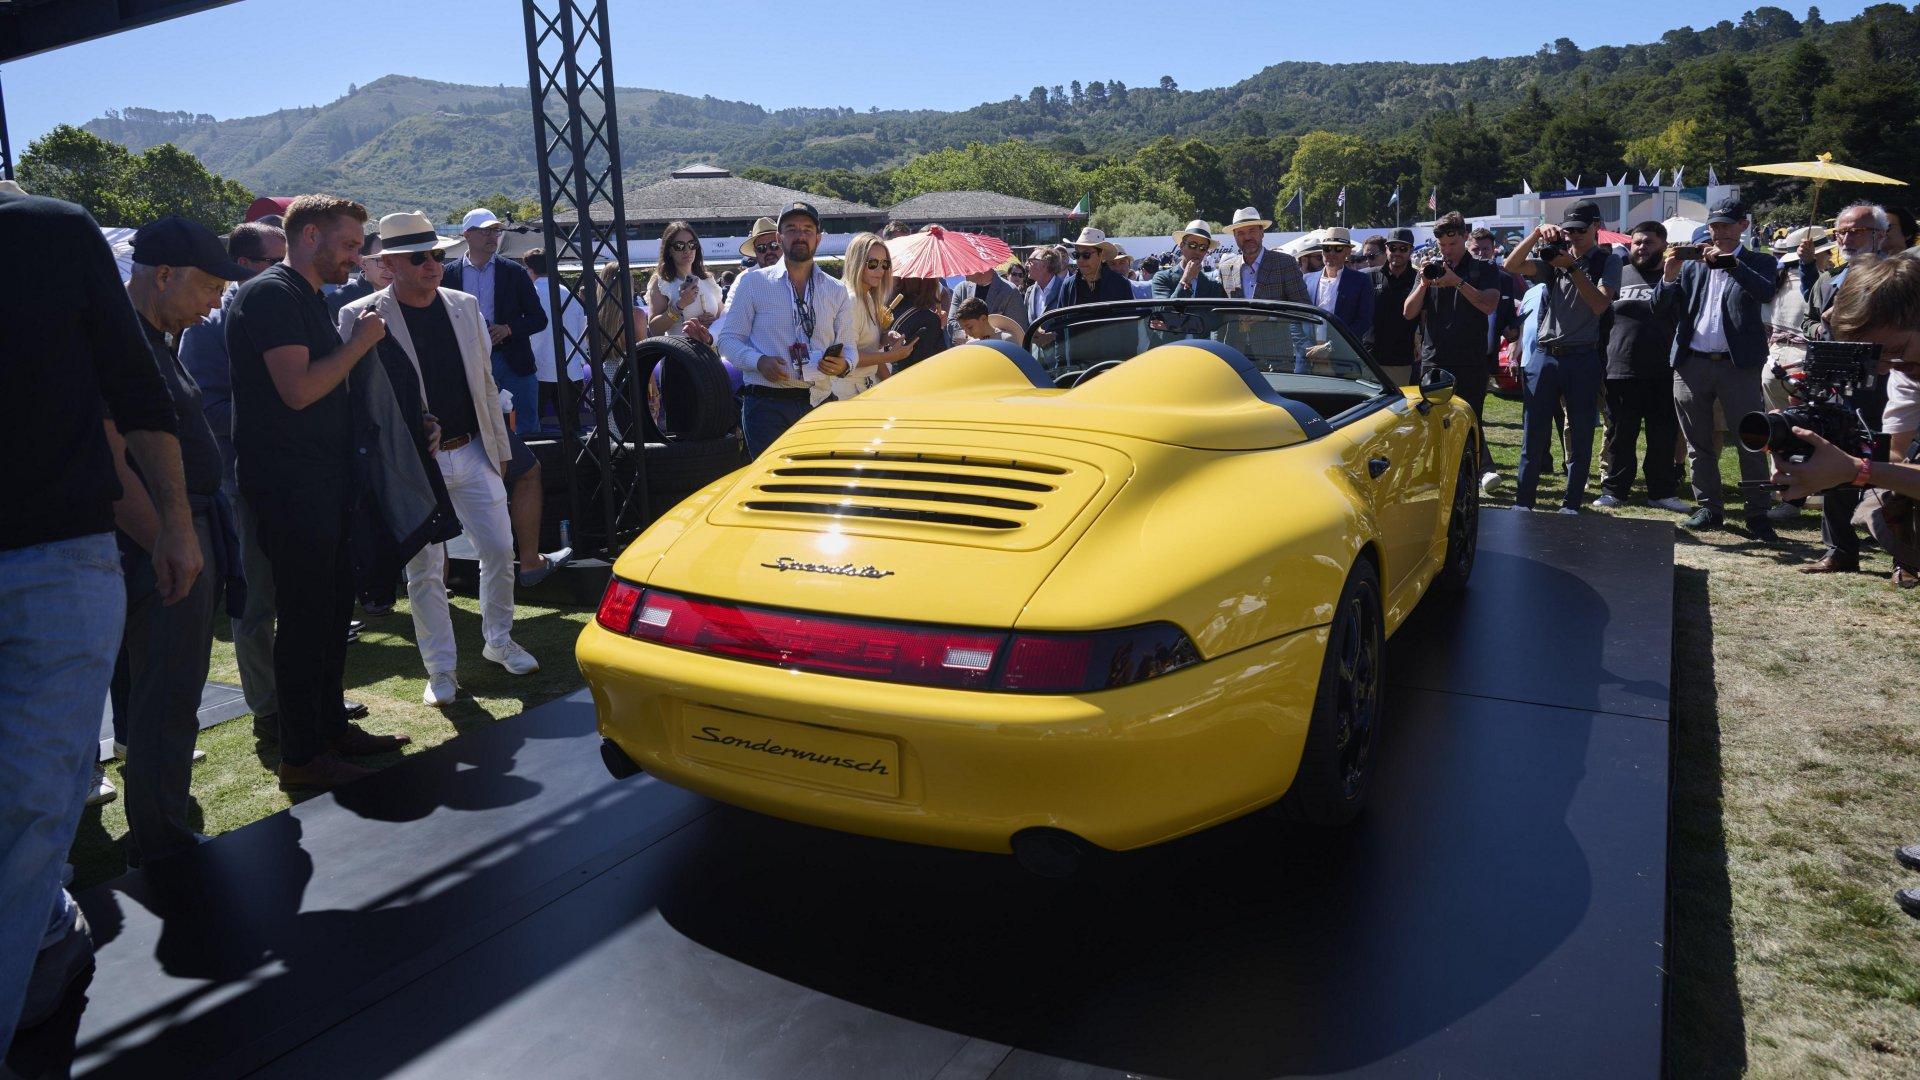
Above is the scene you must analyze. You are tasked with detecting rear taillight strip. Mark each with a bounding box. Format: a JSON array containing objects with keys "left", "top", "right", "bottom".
[{"left": 594, "top": 580, "right": 1199, "bottom": 694}]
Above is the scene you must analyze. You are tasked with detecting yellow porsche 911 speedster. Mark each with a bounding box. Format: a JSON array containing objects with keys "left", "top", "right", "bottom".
[{"left": 579, "top": 299, "right": 1479, "bottom": 874}]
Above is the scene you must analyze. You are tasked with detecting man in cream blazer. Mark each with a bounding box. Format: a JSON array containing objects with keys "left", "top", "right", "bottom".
[{"left": 339, "top": 212, "right": 539, "bottom": 707}]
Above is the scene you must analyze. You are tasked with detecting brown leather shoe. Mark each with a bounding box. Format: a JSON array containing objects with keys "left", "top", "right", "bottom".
[
  {"left": 330, "top": 723, "right": 412, "bottom": 758},
  {"left": 278, "top": 754, "right": 377, "bottom": 791},
  {"left": 1799, "top": 553, "right": 1861, "bottom": 574},
  {"left": 1894, "top": 567, "right": 1920, "bottom": 589}
]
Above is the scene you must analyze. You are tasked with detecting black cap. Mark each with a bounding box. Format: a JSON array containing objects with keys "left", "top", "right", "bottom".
[
  {"left": 1707, "top": 196, "right": 1748, "bottom": 224},
  {"left": 776, "top": 200, "right": 820, "bottom": 228},
  {"left": 1560, "top": 199, "right": 1603, "bottom": 228},
  {"left": 132, "top": 215, "right": 247, "bottom": 280},
  {"left": 1387, "top": 227, "right": 1415, "bottom": 246}
]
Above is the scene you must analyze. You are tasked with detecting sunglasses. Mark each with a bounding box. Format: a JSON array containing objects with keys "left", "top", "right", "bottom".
[
  {"left": 1073, "top": 249, "right": 1099, "bottom": 260},
  {"left": 864, "top": 258, "right": 891, "bottom": 271},
  {"left": 1563, "top": 226, "right": 1589, "bottom": 235},
  {"left": 667, "top": 240, "right": 698, "bottom": 252},
  {"left": 1387, "top": 243, "right": 1412, "bottom": 252},
  {"left": 408, "top": 249, "right": 448, "bottom": 266},
  {"left": 754, "top": 242, "right": 782, "bottom": 254},
  {"left": 1181, "top": 239, "right": 1211, "bottom": 250}
]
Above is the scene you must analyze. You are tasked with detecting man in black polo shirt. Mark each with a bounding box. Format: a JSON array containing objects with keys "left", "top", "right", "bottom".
[
  {"left": 227, "top": 194, "right": 410, "bottom": 792},
  {"left": 0, "top": 188, "right": 199, "bottom": 1051},
  {"left": 1404, "top": 211, "right": 1501, "bottom": 450},
  {"left": 114, "top": 218, "right": 248, "bottom": 866},
  {"left": 1367, "top": 227, "right": 1420, "bottom": 386}
]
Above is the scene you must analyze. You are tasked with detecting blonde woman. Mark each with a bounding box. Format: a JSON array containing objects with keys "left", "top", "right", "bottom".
[
  {"left": 644, "top": 220, "right": 722, "bottom": 346},
  {"left": 817, "top": 232, "right": 916, "bottom": 404}
]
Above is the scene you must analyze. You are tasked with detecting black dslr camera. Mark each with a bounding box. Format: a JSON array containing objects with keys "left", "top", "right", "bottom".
[
  {"left": 1421, "top": 261, "right": 1446, "bottom": 281},
  {"left": 1535, "top": 240, "right": 1571, "bottom": 264},
  {"left": 1736, "top": 341, "right": 1886, "bottom": 464}
]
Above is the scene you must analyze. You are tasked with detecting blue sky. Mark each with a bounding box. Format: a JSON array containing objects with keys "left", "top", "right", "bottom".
[{"left": 3, "top": 0, "right": 1868, "bottom": 147}]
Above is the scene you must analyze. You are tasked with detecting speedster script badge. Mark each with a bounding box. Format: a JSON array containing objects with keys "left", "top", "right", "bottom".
[{"left": 760, "top": 556, "right": 895, "bottom": 580}]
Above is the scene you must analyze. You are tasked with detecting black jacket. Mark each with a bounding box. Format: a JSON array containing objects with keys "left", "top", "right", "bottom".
[
  {"left": 347, "top": 340, "right": 460, "bottom": 590},
  {"left": 1653, "top": 247, "right": 1778, "bottom": 369},
  {"left": 443, "top": 257, "right": 548, "bottom": 377}
]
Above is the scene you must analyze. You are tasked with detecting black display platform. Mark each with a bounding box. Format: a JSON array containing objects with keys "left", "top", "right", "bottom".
[
  {"left": 24, "top": 508, "right": 1674, "bottom": 1080},
  {"left": 96, "top": 681, "right": 249, "bottom": 762}
]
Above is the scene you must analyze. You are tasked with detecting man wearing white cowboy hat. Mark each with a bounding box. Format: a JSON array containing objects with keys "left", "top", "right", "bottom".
[
  {"left": 1215, "top": 207, "right": 1309, "bottom": 304},
  {"left": 739, "top": 216, "right": 782, "bottom": 266},
  {"left": 338, "top": 211, "right": 548, "bottom": 707},
  {"left": 1042, "top": 226, "right": 1135, "bottom": 312},
  {"left": 1152, "top": 220, "right": 1226, "bottom": 299}
]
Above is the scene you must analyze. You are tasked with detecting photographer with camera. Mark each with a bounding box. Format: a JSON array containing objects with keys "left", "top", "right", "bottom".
[
  {"left": 1654, "top": 196, "right": 1780, "bottom": 539},
  {"left": 1795, "top": 202, "right": 1893, "bottom": 573},
  {"left": 1769, "top": 254, "right": 1920, "bottom": 506},
  {"left": 1505, "top": 200, "right": 1620, "bottom": 513},
  {"left": 1404, "top": 213, "right": 1501, "bottom": 489}
]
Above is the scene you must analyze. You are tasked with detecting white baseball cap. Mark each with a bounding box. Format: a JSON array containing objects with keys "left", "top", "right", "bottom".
[{"left": 461, "top": 208, "right": 506, "bottom": 232}]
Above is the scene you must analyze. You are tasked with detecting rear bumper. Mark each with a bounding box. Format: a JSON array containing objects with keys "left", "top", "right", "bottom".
[{"left": 577, "top": 620, "right": 1326, "bottom": 853}]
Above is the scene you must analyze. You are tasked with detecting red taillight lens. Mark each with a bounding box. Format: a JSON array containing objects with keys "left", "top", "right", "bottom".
[
  {"left": 1000, "top": 626, "right": 1201, "bottom": 693},
  {"left": 603, "top": 581, "right": 1199, "bottom": 694},
  {"left": 596, "top": 579, "right": 643, "bottom": 634},
  {"left": 627, "top": 587, "right": 1006, "bottom": 689}
]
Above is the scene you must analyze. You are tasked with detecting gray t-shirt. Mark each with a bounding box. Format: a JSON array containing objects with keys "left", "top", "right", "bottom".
[{"left": 1533, "top": 245, "right": 1621, "bottom": 349}]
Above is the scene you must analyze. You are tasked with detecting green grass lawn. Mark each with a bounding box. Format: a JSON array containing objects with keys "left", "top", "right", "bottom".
[{"left": 68, "top": 393, "right": 1920, "bottom": 1076}]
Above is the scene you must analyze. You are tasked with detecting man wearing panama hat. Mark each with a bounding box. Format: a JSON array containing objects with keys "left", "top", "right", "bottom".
[
  {"left": 1041, "top": 226, "right": 1135, "bottom": 312},
  {"left": 1215, "top": 207, "right": 1309, "bottom": 304},
  {"left": 339, "top": 211, "right": 549, "bottom": 707},
  {"left": 739, "top": 216, "right": 781, "bottom": 266},
  {"left": 1152, "top": 220, "right": 1226, "bottom": 299}
]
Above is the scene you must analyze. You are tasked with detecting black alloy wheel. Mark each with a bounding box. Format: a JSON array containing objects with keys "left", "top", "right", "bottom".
[
  {"left": 1330, "top": 588, "right": 1383, "bottom": 800},
  {"left": 1434, "top": 441, "right": 1478, "bottom": 591},
  {"left": 1271, "top": 557, "right": 1385, "bottom": 826}
]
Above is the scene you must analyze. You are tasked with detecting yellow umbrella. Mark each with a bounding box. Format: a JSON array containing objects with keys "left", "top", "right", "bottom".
[{"left": 1739, "top": 152, "right": 1909, "bottom": 226}]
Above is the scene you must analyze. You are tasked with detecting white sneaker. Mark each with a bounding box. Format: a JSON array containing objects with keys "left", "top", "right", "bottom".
[
  {"left": 1592, "top": 494, "right": 1623, "bottom": 508},
  {"left": 87, "top": 766, "right": 116, "bottom": 807},
  {"left": 1648, "top": 496, "right": 1692, "bottom": 513},
  {"left": 192, "top": 748, "right": 206, "bottom": 763},
  {"left": 424, "top": 672, "right": 459, "bottom": 707},
  {"left": 1556, "top": 506, "right": 1580, "bottom": 516},
  {"left": 483, "top": 640, "right": 540, "bottom": 675},
  {"left": 1766, "top": 502, "right": 1802, "bottom": 522},
  {"left": 1479, "top": 471, "right": 1503, "bottom": 495}
]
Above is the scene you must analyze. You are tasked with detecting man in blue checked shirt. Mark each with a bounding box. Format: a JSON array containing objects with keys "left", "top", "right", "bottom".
[{"left": 717, "top": 201, "right": 860, "bottom": 456}]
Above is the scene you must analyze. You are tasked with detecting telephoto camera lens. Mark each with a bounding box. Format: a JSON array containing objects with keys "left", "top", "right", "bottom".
[{"left": 1422, "top": 262, "right": 1445, "bottom": 281}]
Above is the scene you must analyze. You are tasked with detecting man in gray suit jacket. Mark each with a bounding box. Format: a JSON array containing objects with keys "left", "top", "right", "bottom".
[
  {"left": 1654, "top": 196, "right": 1778, "bottom": 538},
  {"left": 1215, "top": 207, "right": 1310, "bottom": 304},
  {"left": 948, "top": 269, "right": 1026, "bottom": 343}
]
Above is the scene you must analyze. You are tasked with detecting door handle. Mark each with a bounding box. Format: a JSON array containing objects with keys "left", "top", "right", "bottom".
[{"left": 1368, "top": 457, "right": 1391, "bottom": 479}]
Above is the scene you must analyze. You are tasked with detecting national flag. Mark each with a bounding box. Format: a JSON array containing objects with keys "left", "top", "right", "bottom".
[
  {"left": 1336, "top": 185, "right": 1347, "bottom": 208},
  {"left": 1068, "top": 194, "right": 1090, "bottom": 219},
  {"left": 1282, "top": 189, "right": 1303, "bottom": 219},
  {"left": 1388, "top": 188, "right": 1400, "bottom": 207},
  {"left": 1427, "top": 187, "right": 1437, "bottom": 211},
  {"left": 1707, "top": 165, "right": 1719, "bottom": 186}
]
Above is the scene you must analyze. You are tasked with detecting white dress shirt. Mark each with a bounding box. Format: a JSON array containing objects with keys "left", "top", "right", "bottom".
[
  {"left": 717, "top": 263, "right": 858, "bottom": 388},
  {"left": 530, "top": 278, "right": 589, "bottom": 383},
  {"left": 1315, "top": 270, "right": 1340, "bottom": 314},
  {"left": 1691, "top": 267, "right": 1732, "bottom": 353}
]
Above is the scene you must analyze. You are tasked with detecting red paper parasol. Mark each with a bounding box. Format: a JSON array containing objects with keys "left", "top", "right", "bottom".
[
  {"left": 1597, "top": 229, "right": 1631, "bottom": 246},
  {"left": 885, "top": 225, "right": 1014, "bottom": 278}
]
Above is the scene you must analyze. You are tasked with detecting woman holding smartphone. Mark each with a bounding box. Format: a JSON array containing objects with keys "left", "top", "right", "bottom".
[{"left": 644, "top": 220, "right": 723, "bottom": 345}]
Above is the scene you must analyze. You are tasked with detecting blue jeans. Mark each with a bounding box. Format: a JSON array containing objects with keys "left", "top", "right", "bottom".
[
  {"left": 1517, "top": 347, "right": 1602, "bottom": 510},
  {"left": 493, "top": 357, "right": 541, "bottom": 437},
  {"left": 741, "top": 393, "right": 810, "bottom": 458},
  {"left": 0, "top": 533, "right": 125, "bottom": 1051}
]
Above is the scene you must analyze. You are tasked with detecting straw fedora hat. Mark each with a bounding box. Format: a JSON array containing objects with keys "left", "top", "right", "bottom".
[
  {"left": 1223, "top": 206, "right": 1272, "bottom": 233},
  {"left": 1064, "top": 226, "right": 1117, "bottom": 258},
  {"left": 1171, "top": 219, "right": 1217, "bottom": 249},
  {"left": 738, "top": 216, "right": 778, "bottom": 257},
  {"left": 376, "top": 211, "right": 462, "bottom": 255},
  {"left": 1318, "top": 226, "right": 1354, "bottom": 249}
]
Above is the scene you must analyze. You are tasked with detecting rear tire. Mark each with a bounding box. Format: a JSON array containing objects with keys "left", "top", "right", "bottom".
[
  {"left": 1432, "top": 438, "right": 1478, "bottom": 592},
  {"left": 1272, "top": 557, "right": 1385, "bottom": 827}
]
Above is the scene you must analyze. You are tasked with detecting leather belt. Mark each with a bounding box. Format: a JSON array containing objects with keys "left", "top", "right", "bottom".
[
  {"left": 439, "top": 432, "right": 474, "bottom": 453},
  {"left": 1690, "top": 349, "right": 1733, "bottom": 362},
  {"left": 1542, "top": 340, "right": 1594, "bottom": 357},
  {"left": 741, "top": 384, "right": 811, "bottom": 400}
]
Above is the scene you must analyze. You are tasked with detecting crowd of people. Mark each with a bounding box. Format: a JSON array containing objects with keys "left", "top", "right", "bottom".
[{"left": 9, "top": 164, "right": 1920, "bottom": 1052}]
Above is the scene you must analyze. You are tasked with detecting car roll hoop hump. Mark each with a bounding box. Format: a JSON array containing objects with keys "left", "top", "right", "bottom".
[{"left": 1417, "top": 367, "right": 1456, "bottom": 413}]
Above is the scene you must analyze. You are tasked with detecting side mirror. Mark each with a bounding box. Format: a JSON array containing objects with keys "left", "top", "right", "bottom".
[{"left": 1418, "top": 367, "right": 1456, "bottom": 412}]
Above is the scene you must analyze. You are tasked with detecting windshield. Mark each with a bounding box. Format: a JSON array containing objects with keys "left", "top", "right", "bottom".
[{"left": 1026, "top": 299, "right": 1388, "bottom": 400}]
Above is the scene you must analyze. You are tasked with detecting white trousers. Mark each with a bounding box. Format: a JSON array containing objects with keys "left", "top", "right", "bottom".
[{"left": 407, "top": 439, "right": 515, "bottom": 675}]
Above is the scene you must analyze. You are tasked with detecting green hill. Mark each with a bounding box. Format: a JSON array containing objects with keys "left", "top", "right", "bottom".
[{"left": 77, "top": 6, "right": 1920, "bottom": 220}]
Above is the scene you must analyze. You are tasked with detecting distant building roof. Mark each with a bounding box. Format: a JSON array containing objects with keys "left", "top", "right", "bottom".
[
  {"left": 553, "top": 164, "right": 881, "bottom": 227},
  {"left": 887, "top": 191, "right": 1072, "bottom": 223}
]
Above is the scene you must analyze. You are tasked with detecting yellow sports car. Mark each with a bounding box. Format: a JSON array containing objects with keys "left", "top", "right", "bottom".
[{"left": 579, "top": 299, "right": 1479, "bottom": 874}]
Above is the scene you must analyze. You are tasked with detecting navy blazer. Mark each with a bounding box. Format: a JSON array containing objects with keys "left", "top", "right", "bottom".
[
  {"left": 443, "top": 256, "right": 548, "bottom": 377},
  {"left": 1313, "top": 267, "right": 1375, "bottom": 341},
  {"left": 1653, "top": 247, "right": 1778, "bottom": 369}
]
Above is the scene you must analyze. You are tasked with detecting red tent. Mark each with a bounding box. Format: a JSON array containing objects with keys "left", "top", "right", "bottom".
[{"left": 244, "top": 197, "right": 293, "bottom": 223}]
